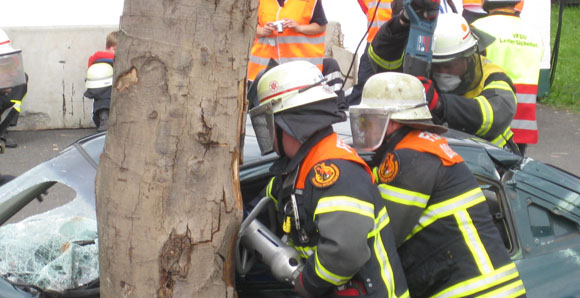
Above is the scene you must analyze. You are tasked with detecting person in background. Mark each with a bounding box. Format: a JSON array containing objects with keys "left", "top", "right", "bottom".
[
  {"left": 88, "top": 31, "right": 117, "bottom": 67},
  {"left": 249, "top": 61, "right": 409, "bottom": 297},
  {"left": 0, "top": 28, "right": 28, "bottom": 151},
  {"left": 84, "top": 31, "right": 118, "bottom": 132},
  {"left": 350, "top": 71, "right": 526, "bottom": 297},
  {"left": 472, "top": 0, "right": 541, "bottom": 155},
  {"left": 346, "top": 0, "right": 395, "bottom": 106},
  {"left": 462, "top": 0, "right": 487, "bottom": 23},
  {"left": 247, "top": 0, "right": 327, "bottom": 84},
  {"left": 369, "top": 8, "right": 519, "bottom": 152},
  {"left": 322, "top": 57, "right": 347, "bottom": 110}
]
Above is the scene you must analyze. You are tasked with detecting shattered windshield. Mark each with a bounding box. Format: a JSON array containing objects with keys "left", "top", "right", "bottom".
[{"left": 0, "top": 199, "right": 99, "bottom": 291}]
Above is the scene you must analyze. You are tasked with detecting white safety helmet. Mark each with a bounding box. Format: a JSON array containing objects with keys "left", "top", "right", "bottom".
[
  {"left": 432, "top": 13, "right": 479, "bottom": 63},
  {"left": 85, "top": 62, "right": 113, "bottom": 89},
  {"left": 349, "top": 72, "right": 447, "bottom": 151},
  {"left": 249, "top": 60, "right": 337, "bottom": 155},
  {"left": 0, "top": 28, "right": 26, "bottom": 90}
]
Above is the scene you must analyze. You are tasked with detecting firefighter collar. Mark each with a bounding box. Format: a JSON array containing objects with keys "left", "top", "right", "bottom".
[
  {"left": 269, "top": 127, "right": 334, "bottom": 176},
  {"left": 370, "top": 126, "right": 412, "bottom": 168}
]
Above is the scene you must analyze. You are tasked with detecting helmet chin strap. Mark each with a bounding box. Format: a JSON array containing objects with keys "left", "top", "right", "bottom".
[{"left": 276, "top": 125, "right": 286, "bottom": 158}]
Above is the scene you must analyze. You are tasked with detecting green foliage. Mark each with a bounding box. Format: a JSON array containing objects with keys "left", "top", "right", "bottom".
[{"left": 544, "top": 4, "right": 580, "bottom": 113}]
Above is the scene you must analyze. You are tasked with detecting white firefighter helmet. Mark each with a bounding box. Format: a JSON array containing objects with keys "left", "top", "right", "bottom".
[
  {"left": 0, "top": 28, "right": 26, "bottom": 90},
  {"left": 432, "top": 13, "right": 479, "bottom": 63},
  {"left": 85, "top": 62, "right": 113, "bottom": 89},
  {"left": 249, "top": 60, "right": 337, "bottom": 155},
  {"left": 0, "top": 29, "right": 16, "bottom": 55},
  {"left": 349, "top": 72, "right": 447, "bottom": 151}
]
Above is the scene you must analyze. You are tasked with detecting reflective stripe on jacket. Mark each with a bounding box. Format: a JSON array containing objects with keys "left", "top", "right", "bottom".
[
  {"left": 247, "top": 0, "right": 325, "bottom": 81},
  {"left": 269, "top": 131, "right": 409, "bottom": 297},
  {"left": 371, "top": 128, "right": 526, "bottom": 298},
  {"left": 369, "top": 16, "right": 517, "bottom": 149},
  {"left": 473, "top": 13, "right": 543, "bottom": 144},
  {"left": 457, "top": 57, "right": 517, "bottom": 147},
  {"left": 366, "top": 0, "right": 393, "bottom": 42}
]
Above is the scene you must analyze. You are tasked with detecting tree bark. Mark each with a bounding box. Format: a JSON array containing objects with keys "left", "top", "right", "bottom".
[{"left": 95, "top": 0, "right": 256, "bottom": 297}]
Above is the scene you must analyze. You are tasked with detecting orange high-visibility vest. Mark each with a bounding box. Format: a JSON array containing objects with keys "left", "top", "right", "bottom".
[
  {"left": 463, "top": 0, "right": 482, "bottom": 6},
  {"left": 463, "top": 0, "right": 484, "bottom": 13},
  {"left": 366, "top": 0, "right": 393, "bottom": 42},
  {"left": 515, "top": 0, "right": 524, "bottom": 13},
  {"left": 247, "top": 0, "right": 325, "bottom": 81}
]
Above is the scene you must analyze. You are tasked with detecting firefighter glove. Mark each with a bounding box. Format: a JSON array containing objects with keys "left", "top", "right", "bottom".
[
  {"left": 402, "top": 0, "right": 441, "bottom": 23},
  {"left": 418, "top": 76, "right": 441, "bottom": 112}
]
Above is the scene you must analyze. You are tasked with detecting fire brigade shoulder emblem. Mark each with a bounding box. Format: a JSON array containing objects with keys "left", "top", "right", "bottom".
[
  {"left": 378, "top": 152, "right": 399, "bottom": 183},
  {"left": 312, "top": 162, "right": 340, "bottom": 188}
]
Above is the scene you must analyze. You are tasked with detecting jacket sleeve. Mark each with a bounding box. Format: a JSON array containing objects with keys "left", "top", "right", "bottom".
[
  {"left": 300, "top": 160, "right": 375, "bottom": 295},
  {"left": 375, "top": 149, "right": 440, "bottom": 247},
  {"left": 437, "top": 71, "right": 517, "bottom": 140},
  {"left": 368, "top": 15, "right": 409, "bottom": 73}
]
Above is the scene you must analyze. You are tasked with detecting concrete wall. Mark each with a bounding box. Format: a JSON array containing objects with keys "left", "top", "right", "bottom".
[
  {"left": 4, "top": 25, "right": 118, "bottom": 130},
  {"left": 4, "top": 23, "right": 354, "bottom": 130}
]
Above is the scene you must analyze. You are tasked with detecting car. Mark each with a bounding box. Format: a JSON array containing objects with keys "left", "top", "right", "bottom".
[{"left": 1, "top": 120, "right": 580, "bottom": 297}]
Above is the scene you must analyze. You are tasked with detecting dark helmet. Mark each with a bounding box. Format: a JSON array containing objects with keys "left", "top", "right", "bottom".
[{"left": 482, "top": 0, "right": 522, "bottom": 12}]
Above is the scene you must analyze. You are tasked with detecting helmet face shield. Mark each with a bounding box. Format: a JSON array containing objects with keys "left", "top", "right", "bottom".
[
  {"left": 349, "top": 107, "right": 391, "bottom": 152},
  {"left": 249, "top": 100, "right": 277, "bottom": 155},
  {"left": 0, "top": 50, "right": 25, "bottom": 90}
]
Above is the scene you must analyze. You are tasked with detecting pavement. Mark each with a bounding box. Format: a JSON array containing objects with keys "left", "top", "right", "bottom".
[{"left": 0, "top": 104, "right": 579, "bottom": 222}]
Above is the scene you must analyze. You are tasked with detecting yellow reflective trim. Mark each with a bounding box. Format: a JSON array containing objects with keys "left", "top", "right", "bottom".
[
  {"left": 483, "top": 80, "right": 517, "bottom": 105},
  {"left": 476, "top": 279, "right": 526, "bottom": 298},
  {"left": 314, "top": 251, "right": 352, "bottom": 285},
  {"left": 400, "top": 290, "right": 411, "bottom": 298},
  {"left": 379, "top": 184, "right": 429, "bottom": 208},
  {"left": 314, "top": 196, "right": 375, "bottom": 220},
  {"left": 491, "top": 126, "right": 513, "bottom": 147},
  {"left": 474, "top": 96, "right": 494, "bottom": 136},
  {"left": 455, "top": 210, "right": 493, "bottom": 275},
  {"left": 373, "top": 167, "right": 380, "bottom": 184},
  {"left": 265, "top": 177, "right": 278, "bottom": 206},
  {"left": 9, "top": 99, "right": 22, "bottom": 112},
  {"left": 368, "top": 44, "right": 404, "bottom": 70},
  {"left": 483, "top": 80, "right": 513, "bottom": 93},
  {"left": 432, "top": 263, "right": 521, "bottom": 298},
  {"left": 368, "top": 207, "right": 390, "bottom": 238},
  {"left": 295, "top": 245, "right": 316, "bottom": 259},
  {"left": 406, "top": 188, "right": 485, "bottom": 241},
  {"left": 373, "top": 232, "right": 396, "bottom": 297}
]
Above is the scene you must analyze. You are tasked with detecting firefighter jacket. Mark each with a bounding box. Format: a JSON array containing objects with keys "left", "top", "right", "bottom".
[
  {"left": 0, "top": 73, "right": 28, "bottom": 129},
  {"left": 473, "top": 12, "right": 543, "bottom": 144},
  {"left": 365, "top": 0, "right": 394, "bottom": 42},
  {"left": 88, "top": 51, "right": 115, "bottom": 67},
  {"left": 368, "top": 16, "right": 517, "bottom": 148},
  {"left": 370, "top": 127, "right": 526, "bottom": 298},
  {"left": 266, "top": 127, "right": 409, "bottom": 298},
  {"left": 247, "top": 0, "right": 325, "bottom": 81}
]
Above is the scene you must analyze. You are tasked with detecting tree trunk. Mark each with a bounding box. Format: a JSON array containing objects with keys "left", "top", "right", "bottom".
[{"left": 95, "top": 0, "right": 256, "bottom": 297}]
